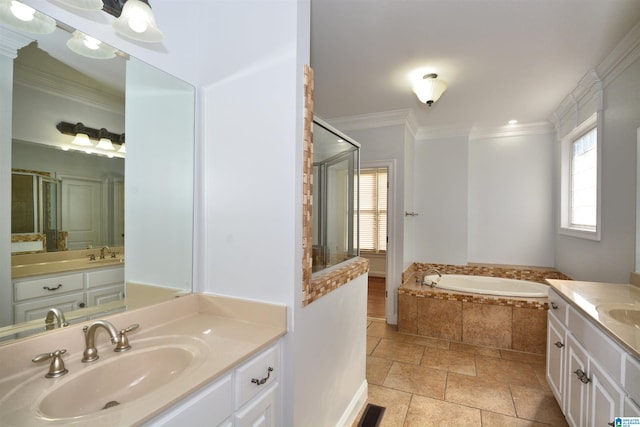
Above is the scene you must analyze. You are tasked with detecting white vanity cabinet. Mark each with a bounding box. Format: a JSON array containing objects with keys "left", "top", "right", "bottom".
[
  {"left": 144, "top": 341, "right": 281, "bottom": 427},
  {"left": 546, "top": 288, "right": 638, "bottom": 427},
  {"left": 13, "top": 266, "right": 124, "bottom": 324}
]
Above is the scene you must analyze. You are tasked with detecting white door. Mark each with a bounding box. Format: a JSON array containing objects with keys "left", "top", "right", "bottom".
[{"left": 61, "top": 177, "right": 103, "bottom": 250}]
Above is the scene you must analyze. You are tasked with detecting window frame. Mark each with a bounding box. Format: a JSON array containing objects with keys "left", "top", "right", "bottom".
[{"left": 559, "top": 113, "right": 601, "bottom": 241}]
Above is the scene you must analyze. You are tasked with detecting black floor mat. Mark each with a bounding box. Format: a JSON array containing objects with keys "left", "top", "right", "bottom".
[{"left": 358, "top": 404, "right": 386, "bottom": 427}]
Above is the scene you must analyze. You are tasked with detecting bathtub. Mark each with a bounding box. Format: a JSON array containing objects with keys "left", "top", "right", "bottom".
[{"left": 424, "top": 274, "right": 549, "bottom": 298}]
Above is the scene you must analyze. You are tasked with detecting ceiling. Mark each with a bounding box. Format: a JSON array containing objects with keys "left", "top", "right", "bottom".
[{"left": 310, "top": 0, "right": 640, "bottom": 132}]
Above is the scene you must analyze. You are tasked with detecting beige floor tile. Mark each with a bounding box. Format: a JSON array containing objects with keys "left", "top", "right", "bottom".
[
  {"left": 383, "top": 361, "right": 448, "bottom": 399},
  {"left": 372, "top": 339, "right": 425, "bottom": 365},
  {"left": 449, "top": 341, "right": 501, "bottom": 358},
  {"left": 481, "top": 411, "right": 554, "bottom": 426},
  {"left": 511, "top": 384, "right": 568, "bottom": 426},
  {"left": 475, "top": 355, "right": 540, "bottom": 388},
  {"left": 404, "top": 394, "right": 481, "bottom": 427},
  {"left": 365, "top": 384, "right": 412, "bottom": 427},
  {"left": 367, "top": 356, "right": 393, "bottom": 386},
  {"left": 368, "top": 321, "right": 405, "bottom": 341},
  {"left": 421, "top": 347, "right": 477, "bottom": 376},
  {"left": 500, "top": 349, "right": 546, "bottom": 366},
  {"left": 445, "top": 372, "right": 516, "bottom": 416},
  {"left": 367, "top": 336, "right": 381, "bottom": 356},
  {"left": 403, "top": 334, "right": 450, "bottom": 349}
]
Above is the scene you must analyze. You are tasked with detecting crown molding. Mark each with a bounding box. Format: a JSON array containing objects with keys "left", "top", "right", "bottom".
[
  {"left": 0, "top": 27, "right": 33, "bottom": 59},
  {"left": 597, "top": 20, "right": 640, "bottom": 87},
  {"left": 14, "top": 62, "right": 124, "bottom": 114},
  {"left": 325, "top": 109, "right": 412, "bottom": 132},
  {"left": 469, "top": 122, "right": 555, "bottom": 141}
]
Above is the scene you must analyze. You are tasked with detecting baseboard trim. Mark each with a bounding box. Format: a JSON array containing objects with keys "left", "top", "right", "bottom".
[{"left": 337, "top": 380, "right": 368, "bottom": 427}]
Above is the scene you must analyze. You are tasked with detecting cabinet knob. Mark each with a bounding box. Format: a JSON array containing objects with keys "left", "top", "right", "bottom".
[
  {"left": 554, "top": 341, "right": 564, "bottom": 348},
  {"left": 78, "top": 302, "right": 85, "bottom": 308},
  {"left": 550, "top": 302, "right": 559, "bottom": 309}
]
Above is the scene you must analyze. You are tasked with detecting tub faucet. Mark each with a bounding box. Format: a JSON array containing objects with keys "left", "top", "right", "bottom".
[
  {"left": 423, "top": 268, "right": 442, "bottom": 287},
  {"left": 44, "top": 308, "right": 69, "bottom": 330},
  {"left": 82, "top": 320, "right": 119, "bottom": 363}
]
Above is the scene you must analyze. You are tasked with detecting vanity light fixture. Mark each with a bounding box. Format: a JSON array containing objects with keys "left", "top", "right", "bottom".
[
  {"left": 112, "top": 0, "right": 163, "bottom": 43},
  {"left": 71, "top": 123, "right": 93, "bottom": 146},
  {"left": 413, "top": 73, "right": 448, "bottom": 107},
  {"left": 0, "top": 0, "right": 56, "bottom": 34},
  {"left": 117, "top": 134, "right": 126, "bottom": 153},
  {"left": 96, "top": 128, "right": 116, "bottom": 150},
  {"left": 66, "top": 30, "right": 117, "bottom": 59},
  {"left": 56, "top": 121, "right": 123, "bottom": 149}
]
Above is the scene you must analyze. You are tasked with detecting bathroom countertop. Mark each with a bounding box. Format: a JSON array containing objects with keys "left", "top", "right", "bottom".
[
  {"left": 546, "top": 279, "right": 640, "bottom": 358},
  {"left": 0, "top": 293, "right": 287, "bottom": 426},
  {"left": 12, "top": 248, "right": 125, "bottom": 279}
]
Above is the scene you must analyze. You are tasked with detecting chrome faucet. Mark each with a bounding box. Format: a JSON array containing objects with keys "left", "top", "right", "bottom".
[
  {"left": 423, "top": 268, "right": 442, "bottom": 287},
  {"left": 100, "top": 246, "right": 111, "bottom": 259},
  {"left": 82, "top": 320, "right": 119, "bottom": 362},
  {"left": 44, "top": 307, "right": 69, "bottom": 330}
]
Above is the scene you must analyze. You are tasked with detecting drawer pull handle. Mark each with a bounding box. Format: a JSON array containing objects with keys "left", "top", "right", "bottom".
[
  {"left": 251, "top": 367, "right": 273, "bottom": 386},
  {"left": 551, "top": 302, "right": 558, "bottom": 309},
  {"left": 554, "top": 341, "right": 564, "bottom": 348},
  {"left": 574, "top": 369, "right": 591, "bottom": 384},
  {"left": 43, "top": 284, "right": 63, "bottom": 291}
]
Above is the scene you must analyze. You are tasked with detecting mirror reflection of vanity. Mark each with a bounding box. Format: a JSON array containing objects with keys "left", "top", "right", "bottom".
[{"left": 1, "top": 6, "right": 195, "bottom": 343}]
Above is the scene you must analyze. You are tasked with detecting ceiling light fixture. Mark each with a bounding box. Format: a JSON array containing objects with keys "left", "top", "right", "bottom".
[
  {"left": 112, "top": 0, "right": 163, "bottom": 43},
  {"left": 0, "top": 0, "right": 56, "bottom": 34},
  {"left": 66, "top": 30, "right": 117, "bottom": 59},
  {"left": 413, "top": 73, "right": 447, "bottom": 107}
]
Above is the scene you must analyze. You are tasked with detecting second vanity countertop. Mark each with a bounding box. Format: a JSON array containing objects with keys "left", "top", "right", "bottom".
[
  {"left": 12, "top": 247, "right": 126, "bottom": 279},
  {"left": 0, "top": 293, "right": 287, "bottom": 426},
  {"left": 546, "top": 279, "right": 640, "bottom": 359}
]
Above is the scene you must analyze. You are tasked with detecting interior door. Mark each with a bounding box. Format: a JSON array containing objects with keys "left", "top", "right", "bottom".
[{"left": 61, "top": 177, "right": 103, "bottom": 250}]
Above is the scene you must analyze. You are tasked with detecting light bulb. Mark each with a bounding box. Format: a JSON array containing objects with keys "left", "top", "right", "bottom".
[
  {"left": 10, "top": 1, "right": 35, "bottom": 21},
  {"left": 83, "top": 35, "right": 101, "bottom": 50}
]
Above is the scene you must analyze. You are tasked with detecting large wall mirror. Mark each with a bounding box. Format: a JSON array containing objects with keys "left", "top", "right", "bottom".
[{"left": 1, "top": 6, "right": 195, "bottom": 342}]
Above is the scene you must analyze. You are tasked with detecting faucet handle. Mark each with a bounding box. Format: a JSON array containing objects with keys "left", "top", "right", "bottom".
[
  {"left": 114, "top": 323, "right": 139, "bottom": 352},
  {"left": 32, "top": 349, "right": 69, "bottom": 378}
]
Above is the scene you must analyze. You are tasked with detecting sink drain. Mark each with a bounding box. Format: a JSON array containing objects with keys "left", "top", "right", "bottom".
[{"left": 102, "top": 401, "right": 120, "bottom": 410}]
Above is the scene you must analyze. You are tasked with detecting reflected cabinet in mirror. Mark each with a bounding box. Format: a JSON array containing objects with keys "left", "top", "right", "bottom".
[{"left": 1, "top": 6, "right": 195, "bottom": 343}]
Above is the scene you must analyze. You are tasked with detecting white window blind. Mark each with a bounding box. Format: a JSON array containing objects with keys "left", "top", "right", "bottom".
[
  {"left": 570, "top": 127, "right": 597, "bottom": 230},
  {"left": 359, "top": 168, "right": 387, "bottom": 253}
]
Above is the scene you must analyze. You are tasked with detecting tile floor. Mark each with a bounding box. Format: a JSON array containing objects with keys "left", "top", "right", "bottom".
[{"left": 358, "top": 318, "right": 568, "bottom": 427}]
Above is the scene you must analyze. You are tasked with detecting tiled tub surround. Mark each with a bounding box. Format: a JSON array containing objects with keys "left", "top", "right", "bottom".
[
  {"left": 0, "top": 293, "right": 286, "bottom": 426},
  {"left": 398, "top": 264, "right": 572, "bottom": 355}
]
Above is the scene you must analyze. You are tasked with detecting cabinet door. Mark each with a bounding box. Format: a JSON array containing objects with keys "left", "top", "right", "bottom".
[
  {"left": 142, "top": 374, "right": 233, "bottom": 426},
  {"left": 234, "top": 382, "right": 279, "bottom": 427},
  {"left": 624, "top": 396, "right": 640, "bottom": 417},
  {"left": 588, "top": 358, "right": 623, "bottom": 427},
  {"left": 86, "top": 284, "right": 124, "bottom": 307},
  {"left": 565, "top": 333, "right": 589, "bottom": 427},
  {"left": 14, "top": 292, "right": 85, "bottom": 323},
  {"left": 547, "top": 312, "right": 566, "bottom": 404}
]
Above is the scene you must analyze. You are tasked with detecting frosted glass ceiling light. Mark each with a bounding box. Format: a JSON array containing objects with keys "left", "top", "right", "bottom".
[
  {"left": 0, "top": 0, "right": 56, "bottom": 34},
  {"left": 96, "top": 128, "right": 115, "bottom": 150},
  {"left": 50, "top": 0, "right": 103, "bottom": 11},
  {"left": 413, "top": 73, "right": 448, "bottom": 106},
  {"left": 67, "top": 30, "right": 117, "bottom": 59},
  {"left": 112, "top": 0, "right": 163, "bottom": 43}
]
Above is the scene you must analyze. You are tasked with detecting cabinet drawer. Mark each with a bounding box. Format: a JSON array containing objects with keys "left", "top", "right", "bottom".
[
  {"left": 624, "top": 354, "right": 640, "bottom": 406},
  {"left": 567, "top": 306, "right": 623, "bottom": 383},
  {"left": 235, "top": 344, "right": 279, "bottom": 409},
  {"left": 86, "top": 267, "right": 124, "bottom": 288},
  {"left": 14, "top": 273, "right": 84, "bottom": 301},
  {"left": 548, "top": 288, "right": 568, "bottom": 325}
]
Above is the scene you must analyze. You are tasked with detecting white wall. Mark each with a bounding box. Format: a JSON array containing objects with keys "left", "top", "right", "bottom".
[
  {"left": 467, "top": 132, "right": 555, "bottom": 266},
  {"left": 414, "top": 135, "right": 468, "bottom": 265},
  {"left": 555, "top": 56, "right": 640, "bottom": 282}
]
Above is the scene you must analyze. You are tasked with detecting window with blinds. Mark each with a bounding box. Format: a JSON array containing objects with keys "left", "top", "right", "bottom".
[{"left": 359, "top": 168, "right": 387, "bottom": 253}]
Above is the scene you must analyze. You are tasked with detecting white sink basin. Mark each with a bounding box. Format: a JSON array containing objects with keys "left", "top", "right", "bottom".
[
  {"left": 13, "top": 335, "right": 208, "bottom": 422},
  {"left": 597, "top": 303, "right": 640, "bottom": 329}
]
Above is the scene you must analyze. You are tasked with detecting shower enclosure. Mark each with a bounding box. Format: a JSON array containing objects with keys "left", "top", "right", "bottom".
[{"left": 312, "top": 119, "right": 360, "bottom": 273}]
